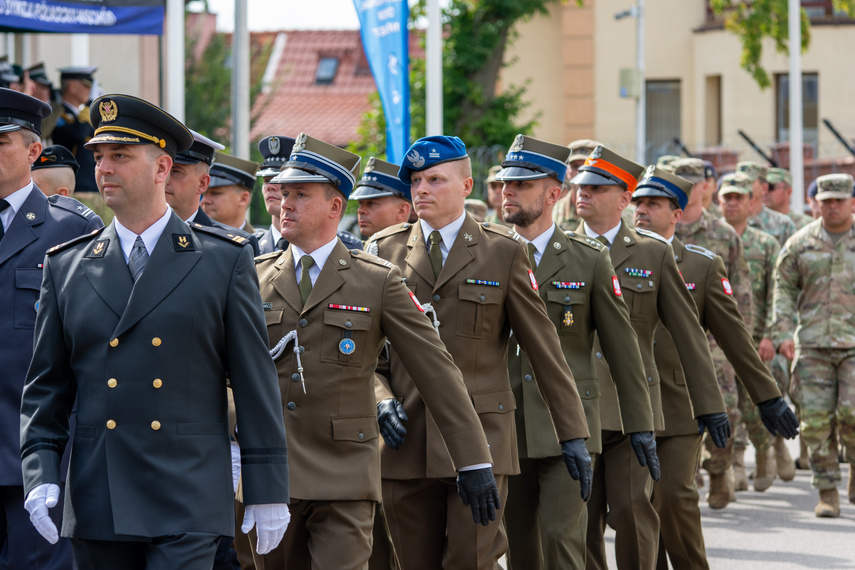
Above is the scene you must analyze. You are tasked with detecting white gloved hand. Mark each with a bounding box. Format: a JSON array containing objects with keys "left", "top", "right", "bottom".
[
  {"left": 230, "top": 442, "right": 241, "bottom": 493},
  {"left": 24, "top": 483, "right": 60, "bottom": 544},
  {"left": 241, "top": 502, "right": 290, "bottom": 555}
]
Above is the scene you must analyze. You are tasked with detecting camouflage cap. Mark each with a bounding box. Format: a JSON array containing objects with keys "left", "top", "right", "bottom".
[
  {"left": 665, "top": 158, "right": 706, "bottom": 184},
  {"left": 736, "top": 161, "right": 768, "bottom": 182},
  {"left": 766, "top": 167, "right": 792, "bottom": 186},
  {"left": 718, "top": 172, "right": 754, "bottom": 197},
  {"left": 815, "top": 173, "right": 855, "bottom": 201},
  {"left": 568, "top": 139, "right": 602, "bottom": 163},
  {"left": 485, "top": 165, "right": 502, "bottom": 184},
  {"left": 656, "top": 155, "right": 682, "bottom": 169}
]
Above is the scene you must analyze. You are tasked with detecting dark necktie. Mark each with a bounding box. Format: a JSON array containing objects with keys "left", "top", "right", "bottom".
[
  {"left": 276, "top": 237, "right": 288, "bottom": 251},
  {"left": 299, "top": 255, "right": 315, "bottom": 306},
  {"left": 128, "top": 236, "right": 149, "bottom": 282},
  {"left": 596, "top": 235, "right": 610, "bottom": 249},
  {"left": 429, "top": 231, "right": 443, "bottom": 278},
  {"left": 0, "top": 199, "right": 9, "bottom": 241},
  {"left": 527, "top": 242, "right": 538, "bottom": 270}
]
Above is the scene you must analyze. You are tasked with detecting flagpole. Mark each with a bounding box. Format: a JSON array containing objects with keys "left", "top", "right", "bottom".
[
  {"left": 426, "top": 0, "right": 442, "bottom": 136},
  {"left": 166, "top": 0, "right": 185, "bottom": 121}
]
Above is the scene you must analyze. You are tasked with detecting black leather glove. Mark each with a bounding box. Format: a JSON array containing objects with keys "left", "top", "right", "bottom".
[
  {"left": 697, "top": 412, "right": 731, "bottom": 449},
  {"left": 758, "top": 397, "right": 799, "bottom": 439},
  {"left": 456, "top": 467, "right": 501, "bottom": 526},
  {"left": 377, "top": 399, "right": 408, "bottom": 449},
  {"left": 629, "top": 431, "right": 660, "bottom": 482},
  {"left": 560, "top": 439, "right": 593, "bottom": 502}
]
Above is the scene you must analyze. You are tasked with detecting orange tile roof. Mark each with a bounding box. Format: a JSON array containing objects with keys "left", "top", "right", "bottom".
[{"left": 251, "top": 30, "right": 377, "bottom": 147}]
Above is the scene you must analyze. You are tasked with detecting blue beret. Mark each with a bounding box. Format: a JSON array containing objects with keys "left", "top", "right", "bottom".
[{"left": 398, "top": 136, "right": 467, "bottom": 184}]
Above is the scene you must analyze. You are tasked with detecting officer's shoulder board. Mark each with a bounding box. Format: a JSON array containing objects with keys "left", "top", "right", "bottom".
[
  {"left": 350, "top": 248, "right": 393, "bottom": 269},
  {"left": 254, "top": 251, "right": 281, "bottom": 264},
  {"left": 565, "top": 230, "right": 604, "bottom": 251},
  {"left": 684, "top": 243, "right": 716, "bottom": 260},
  {"left": 365, "top": 240, "right": 379, "bottom": 256},
  {"left": 190, "top": 222, "right": 252, "bottom": 247},
  {"left": 635, "top": 228, "right": 668, "bottom": 244},
  {"left": 482, "top": 222, "right": 521, "bottom": 242},
  {"left": 47, "top": 195, "right": 97, "bottom": 220},
  {"left": 371, "top": 222, "right": 412, "bottom": 242},
  {"left": 46, "top": 226, "right": 105, "bottom": 256}
]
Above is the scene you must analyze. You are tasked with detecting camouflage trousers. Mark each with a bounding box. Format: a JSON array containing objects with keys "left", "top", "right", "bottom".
[
  {"left": 703, "top": 342, "right": 740, "bottom": 474},
  {"left": 734, "top": 353, "right": 790, "bottom": 453},
  {"left": 792, "top": 347, "right": 855, "bottom": 490}
]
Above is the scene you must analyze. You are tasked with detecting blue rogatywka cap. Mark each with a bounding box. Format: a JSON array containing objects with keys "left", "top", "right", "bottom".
[
  {"left": 351, "top": 157, "right": 412, "bottom": 201},
  {"left": 632, "top": 165, "right": 694, "bottom": 210},
  {"left": 495, "top": 134, "right": 571, "bottom": 183},
  {"left": 398, "top": 135, "right": 467, "bottom": 184}
]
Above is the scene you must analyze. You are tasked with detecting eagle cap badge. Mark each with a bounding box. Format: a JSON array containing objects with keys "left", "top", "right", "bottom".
[{"left": 99, "top": 99, "right": 118, "bottom": 123}]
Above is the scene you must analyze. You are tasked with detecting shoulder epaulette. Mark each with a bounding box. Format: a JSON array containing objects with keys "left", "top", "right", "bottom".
[
  {"left": 635, "top": 228, "right": 668, "bottom": 243},
  {"left": 46, "top": 227, "right": 104, "bottom": 255},
  {"left": 254, "top": 251, "right": 281, "bottom": 263},
  {"left": 350, "top": 248, "right": 393, "bottom": 268},
  {"left": 47, "top": 195, "right": 97, "bottom": 219},
  {"left": 565, "top": 231, "right": 604, "bottom": 251},
  {"left": 482, "top": 222, "right": 521, "bottom": 242},
  {"left": 190, "top": 222, "right": 252, "bottom": 246},
  {"left": 372, "top": 222, "right": 412, "bottom": 241},
  {"left": 365, "top": 240, "right": 379, "bottom": 256},
  {"left": 684, "top": 243, "right": 716, "bottom": 260}
]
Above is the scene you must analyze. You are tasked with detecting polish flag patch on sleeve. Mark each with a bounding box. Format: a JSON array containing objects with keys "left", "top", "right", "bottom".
[
  {"left": 612, "top": 276, "right": 622, "bottom": 296},
  {"left": 528, "top": 270, "right": 539, "bottom": 291},
  {"left": 409, "top": 291, "right": 426, "bottom": 312},
  {"left": 721, "top": 278, "right": 733, "bottom": 295}
]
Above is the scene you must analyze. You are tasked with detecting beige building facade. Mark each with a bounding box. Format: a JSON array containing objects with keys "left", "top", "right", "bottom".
[{"left": 504, "top": 0, "right": 855, "bottom": 169}]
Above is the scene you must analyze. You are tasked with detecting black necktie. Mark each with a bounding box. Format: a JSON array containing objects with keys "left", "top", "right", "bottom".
[
  {"left": 276, "top": 237, "right": 288, "bottom": 251},
  {"left": 0, "top": 200, "right": 9, "bottom": 241}
]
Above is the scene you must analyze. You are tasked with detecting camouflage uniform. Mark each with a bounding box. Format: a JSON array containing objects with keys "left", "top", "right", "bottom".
[
  {"left": 674, "top": 173, "right": 753, "bottom": 475},
  {"left": 552, "top": 196, "right": 582, "bottom": 231},
  {"left": 750, "top": 206, "right": 798, "bottom": 246},
  {"left": 787, "top": 209, "right": 815, "bottom": 230},
  {"left": 772, "top": 174, "right": 855, "bottom": 490},
  {"left": 707, "top": 202, "right": 723, "bottom": 218},
  {"left": 766, "top": 167, "right": 814, "bottom": 230},
  {"left": 737, "top": 225, "right": 782, "bottom": 455}
]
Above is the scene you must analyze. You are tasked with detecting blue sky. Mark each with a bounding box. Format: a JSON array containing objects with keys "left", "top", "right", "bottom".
[{"left": 202, "top": 0, "right": 362, "bottom": 31}]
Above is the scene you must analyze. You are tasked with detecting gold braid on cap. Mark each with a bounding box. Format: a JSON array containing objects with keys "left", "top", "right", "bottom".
[{"left": 94, "top": 125, "right": 166, "bottom": 148}]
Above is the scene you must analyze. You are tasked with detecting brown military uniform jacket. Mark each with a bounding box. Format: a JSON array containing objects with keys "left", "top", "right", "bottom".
[
  {"left": 586, "top": 222, "right": 724, "bottom": 432},
  {"left": 654, "top": 239, "right": 779, "bottom": 436},
  {"left": 509, "top": 227, "right": 653, "bottom": 456},
  {"left": 369, "top": 214, "right": 589, "bottom": 479},
  {"left": 256, "top": 240, "right": 491, "bottom": 501}
]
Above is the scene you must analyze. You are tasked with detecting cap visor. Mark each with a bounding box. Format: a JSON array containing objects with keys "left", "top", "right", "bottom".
[
  {"left": 256, "top": 166, "right": 281, "bottom": 178},
  {"left": 0, "top": 124, "right": 23, "bottom": 134},
  {"left": 632, "top": 186, "right": 678, "bottom": 202},
  {"left": 571, "top": 170, "right": 623, "bottom": 187},
  {"left": 718, "top": 186, "right": 751, "bottom": 197},
  {"left": 495, "top": 166, "right": 548, "bottom": 181},
  {"left": 351, "top": 185, "right": 398, "bottom": 201},
  {"left": 173, "top": 156, "right": 203, "bottom": 165},
  {"left": 270, "top": 167, "right": 331, "bottom": 186}
]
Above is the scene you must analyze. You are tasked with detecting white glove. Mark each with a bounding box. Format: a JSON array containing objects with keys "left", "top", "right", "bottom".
[
  {"left": 24, "top": 483, "right": 60, "bottom": 544},
  {"left": 241, "top": 503, "right": 290, "bottom": 555},
  {"left": 230, "top": 441, "right": 241, "bottom": 493}
]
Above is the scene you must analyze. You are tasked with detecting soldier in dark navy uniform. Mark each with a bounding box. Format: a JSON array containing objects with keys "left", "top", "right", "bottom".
[
  {"left": 0, "top": 87, "right": 103, "bottom": 570},
  {"left": 20, "top": 93, "right": 290, "bottom": 569},
  {"left": 255, "top": 135, "right": 295, "bottom": 254},
  {"left": 47, "top": 67, "right": 98, "bottom": 193}
]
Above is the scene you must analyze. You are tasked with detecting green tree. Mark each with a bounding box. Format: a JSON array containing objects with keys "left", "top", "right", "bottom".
[
  {"left": 185, "top": 32, "right": 232, "bottom": 140},
  {"left": 350, "top": 0, "right": 564, "bottom": 159},
  {"left": 711, "top": 0, "right": 854, "bottom": 89}
]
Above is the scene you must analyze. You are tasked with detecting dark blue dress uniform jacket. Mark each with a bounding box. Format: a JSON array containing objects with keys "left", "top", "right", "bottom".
[{"left": 1, "top": 187, "right": 102, "bottom": 486}]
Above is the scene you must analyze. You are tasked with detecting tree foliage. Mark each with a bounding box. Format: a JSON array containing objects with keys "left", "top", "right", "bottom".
[
  {"left": 185, "top": 32, "right": 232, "bottom": 140},
  {"left": 711, "top": 0, "right": 854, "bottom": 89},
  {"left": 350, "top": 0, "right": 564, "bottom": 159}
]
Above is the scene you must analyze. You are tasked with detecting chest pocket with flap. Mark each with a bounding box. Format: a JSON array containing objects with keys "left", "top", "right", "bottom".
[
  {"left": 457, "top": 283, "right": 503, "bottom": 339},
  {"left": 546, "top": 289, "right": 586, "bottom": 334},
  {"left": 620, "top": 275, "right": 657, "bottom": 322},
  {"left": 321, "top": 309, "right": 373, "bottom": 366}
]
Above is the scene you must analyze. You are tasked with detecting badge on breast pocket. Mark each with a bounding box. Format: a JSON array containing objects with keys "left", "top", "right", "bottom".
[{"left": 339, "top": 337, "right": 356, "bottom": 355}]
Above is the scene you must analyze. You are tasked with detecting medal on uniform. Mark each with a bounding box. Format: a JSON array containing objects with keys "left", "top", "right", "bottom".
[{"left": 563, "top": 306, "right": 574, "bottom": 327}]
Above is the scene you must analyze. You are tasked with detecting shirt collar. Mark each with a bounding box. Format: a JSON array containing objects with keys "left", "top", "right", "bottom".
[
  {"left": 270, "top": 224, "right": 282, "bottom": 245},
  {"left": 3, "top": 181, "right": 34, "bottom": 215},
  {"left": 419, "top": 210, "right": 467, "bottom": 252},
  {"left": 114, "top": 207, "right": 173, "bottom": 263},
  {"left": 291, "top": 235, "right": 339, "bottom": 275},
  {"left": 582, "top": 220, "right": 622, "bottom": 246},
  {"left": 185, "top": 208, "right": 198, "bottom": 223},
  {"left": 517, "top": 223, "right": 555, "bottom": 267}
]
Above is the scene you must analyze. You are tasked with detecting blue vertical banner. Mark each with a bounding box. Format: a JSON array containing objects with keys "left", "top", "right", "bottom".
[{"left": 353, "top": 0, "right": 410, "bottom": 165}]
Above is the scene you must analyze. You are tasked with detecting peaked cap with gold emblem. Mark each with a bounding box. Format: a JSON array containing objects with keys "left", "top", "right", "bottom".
[
  {"left": 571, "top": 145, "right": 645, "bottom": 192},
  {"left": 271, "top": 133, "right": 361, "bottom": 198},
  {"left": 86, "top": 93, "right": 193, "bottom": 157},
  {"left": 496, "top": 134, "right": 572, "bottom": 182}
]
